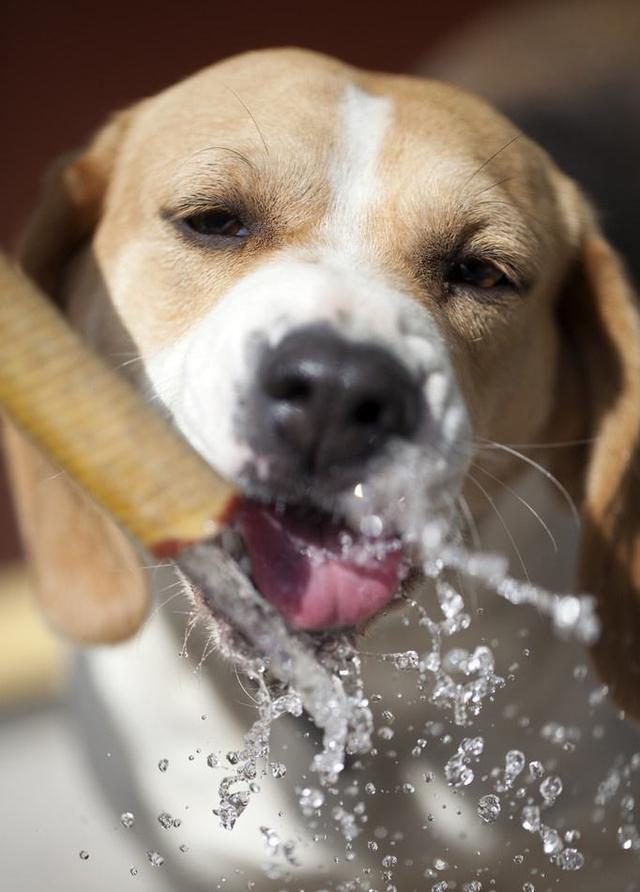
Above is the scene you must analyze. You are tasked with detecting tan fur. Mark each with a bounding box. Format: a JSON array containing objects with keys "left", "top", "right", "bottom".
[
  {"left": 565, "top": 232, "right": 640, "bottom": 715},
  {"left": 5, "top": 49, "right": 639, "bottom": 711}
]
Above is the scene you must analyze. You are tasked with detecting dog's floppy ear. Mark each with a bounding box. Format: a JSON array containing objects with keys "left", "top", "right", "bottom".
[
  {"left": 3, "top": 108, "right": 151, "bottom": 644},
  {"left": 552, "top": 182, "right": 640, "bottom": 716}
]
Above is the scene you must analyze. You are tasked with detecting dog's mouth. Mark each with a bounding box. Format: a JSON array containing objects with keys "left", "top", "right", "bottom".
[{"left": 228, "top": 498, "right": 405, "bottom": 631}]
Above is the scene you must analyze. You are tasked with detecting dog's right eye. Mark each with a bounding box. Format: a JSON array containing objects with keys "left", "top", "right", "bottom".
[{"left": 180, "top": 209, "right": 250, "bottom": 240}]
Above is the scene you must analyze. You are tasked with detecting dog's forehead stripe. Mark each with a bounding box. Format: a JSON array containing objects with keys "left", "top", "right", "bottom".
[{"left": 328, "top": 84, "right": 393, "bottom": 239}]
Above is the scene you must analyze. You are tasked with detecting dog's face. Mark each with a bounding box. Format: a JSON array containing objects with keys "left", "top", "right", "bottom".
[
  {"left": 8, "top": 50, "right": 640, "bottom": 710},
  {"left": 65, "top": 50, "right": 578, "bottom": 628}
]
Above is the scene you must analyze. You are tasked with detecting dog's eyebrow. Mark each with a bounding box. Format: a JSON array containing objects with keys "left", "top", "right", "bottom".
[
  {"left": 165, "top": 147, "right": 261, "bottom": 212},
  {"left": 182, "top": 145, "right": 259, "bottom": 172}
]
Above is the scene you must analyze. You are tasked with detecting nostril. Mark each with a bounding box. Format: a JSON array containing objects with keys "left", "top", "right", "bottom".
[
  {"left": 270, "top": 374, "right": 312, "bottom": 403},
  {"left": 351, "top": 397, "right": 384, "bottom": 427}
]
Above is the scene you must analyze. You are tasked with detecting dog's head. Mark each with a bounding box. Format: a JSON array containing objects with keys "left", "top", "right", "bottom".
[{"left": 6, "top": 49, "right": 640, "bottom": 712}]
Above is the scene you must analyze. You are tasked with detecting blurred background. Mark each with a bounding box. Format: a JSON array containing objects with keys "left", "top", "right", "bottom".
[{"left": 0, "top": 0, "right": 638, "bottom": 887}]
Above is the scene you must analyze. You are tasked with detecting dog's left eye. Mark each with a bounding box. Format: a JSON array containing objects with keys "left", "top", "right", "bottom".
[
  {"left": 181, "top": 209, "right": 250, "bottom": 239},
  {"left": 447, "top": 258, "right": 511, "bottom": 290}
]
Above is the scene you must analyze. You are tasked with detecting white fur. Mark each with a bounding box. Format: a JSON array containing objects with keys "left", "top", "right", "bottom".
[{"left": 325, "top": 85, "right": 392, "bottom": 254}]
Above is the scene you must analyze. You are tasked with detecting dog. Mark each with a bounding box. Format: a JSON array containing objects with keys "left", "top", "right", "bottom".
[{"left": 5, "top": 44, "right": 640, "bottom": 891}]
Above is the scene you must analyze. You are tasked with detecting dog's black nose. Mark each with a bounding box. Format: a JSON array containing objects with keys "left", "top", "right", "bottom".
[{"left": 252, "top": 325, "right": 423, "bottom": 474}]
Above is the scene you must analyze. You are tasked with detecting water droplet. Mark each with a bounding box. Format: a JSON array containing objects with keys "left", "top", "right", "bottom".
[
  {"left": 445, "top": 737, "right": 484, "bottom": 788},
  {"left": 528, "top": 761, "right": 545, "bottom": 779},
  {"left": 270, "top": 761, "right": 287, "bottom": 778},
  {"left": 206, "top": 753, "right": 219, "bottom": 768},
  {"left": 260, "top": 826, "right": 281, "bottom": 851},
  {"left": 120, "top": 811, "right": 135, "bottom": 829},
  {"left": 463, "top": 882, "right": 483, "bottom": 892},
  {"left": 621, "top": 794, "right": 635, "bottom": 813},
  {"left": 146, "top": 850, "right": 164, "bottom": 867},
  {"left": 365, "top": 782, "right": 377, "bottom": 795},
  {"left": 367, "top": 840, "right": 379, "bottom": 852},
  {"left": 157, "top": 812, "right": 174, "bottom": 830},
  {"left": 555, "top": 848, "right": 584, "bottom": 870},
  {"left": 298, "top": 787, "right": 324, "bottom": 816},
  {"left": 382, "top": 855, "right": 398, "bottom": 868},
  {"left": 158, "top": 759, "right": 169, "bottom": 773},
  {"left": 433, "top": 858, "right": 449, "bottom": 871},
  {"left": 521, "top": 805, "right": 541, "bottom": 833},
  {"left": 79, "top": 850, "right": 89, "bottom": 861},
  {"left": 540, "top": 775, "right": 563, "bottom": 804},
  {"left": 477, "top": 794, "right": 501, "bottom": 824},
  {"left": 522, "top": 884, "right": 535, "bottom": 892},
  {"left": 541, "top": 827, "right": 563, "bottom": 856},
  {"left": 503, "top": 750, "right": 525, "bottom": 789},
  {"left": 391, "top": 650, "right": 420, "bottom": 671},
  {"left": 513, "top": 854, "right": 524, "bottom": 864},
  {"left": 360, "top": 514, "right": 384, "bottom": 537},
  {"left": 438, "top": 583, "right": 465, "bottom": 619},
  {"left": 617, "top": 824, "right": 640, "bottom": 851},
  {"left": 596, "top": 769, "right": 621, "bottom": 805},
  {"left": 402, "top": 783, "right": 415, "bottom": 794},
  {"left": 432, "top": 882, "right": 448, "bottom": 892},
  {"left": 129, "top": 866, "right": 138, "bottom": 877}
]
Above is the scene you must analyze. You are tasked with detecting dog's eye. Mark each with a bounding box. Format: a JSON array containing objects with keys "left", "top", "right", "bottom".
[
  {"left": 182, "top": 209, "right": 249, "bottom": 239},
  {"left": 447, "top": 258, "right": 511, "bottom": 290}
]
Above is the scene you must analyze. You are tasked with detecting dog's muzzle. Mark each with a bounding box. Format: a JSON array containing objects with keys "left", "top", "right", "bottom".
[{"left": 229, "top": 324, "right": 427, "bottom": 631}]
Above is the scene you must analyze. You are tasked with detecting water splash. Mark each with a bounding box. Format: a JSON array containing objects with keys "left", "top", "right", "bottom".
[
  {"left": 444, "top": 737, "right": 484, "bottom": 787},
  {"left": 174, "top": 478, "right": 610, "bottom": 882}
]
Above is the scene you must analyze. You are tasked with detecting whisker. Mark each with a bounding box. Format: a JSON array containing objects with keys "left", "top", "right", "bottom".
[
  {"left": 480, "top": 437, "right": 594, "bottom": 450},
  {"left": 454, "top": 493, "right": 482, "bottom": 614},
  {"left": 455, "top": 492, "right": 482, "bottom": 553},
  {"left": 466, "top": 471, "right": 532, "bottom": 584},
  {"left": 115, "top": 355, "right": 145, "bottom": 371},
  {"left": 473, "top": 175, "right": 514, "bottom": 197},
  {"left": 146, "top": 585, "right": 187, "bottom": 623},
  {"left": 224, "top": 84, "right": 270, "bottom": 157},
  {"left": 180, "top": 610, "right": 200, "bottom": 658},
  {"left": 197, "top": 633, "right": 217, "bottom": 670},
  {"left": 471, "top": 461, "right": 558, "bottom": 553},
  {"left": 463, "top": 135, "right": 521, "bottom": 187},
  {"left": 235, "top": 665, "right": 260, "bottom": 706},
  {"left": 477, "top": 439, "right": 580, "bottom": 527}
]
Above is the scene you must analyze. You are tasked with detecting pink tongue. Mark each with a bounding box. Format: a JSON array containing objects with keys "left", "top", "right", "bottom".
[{"left": 234, "top": 501, "right": 403, "bottom": 631}]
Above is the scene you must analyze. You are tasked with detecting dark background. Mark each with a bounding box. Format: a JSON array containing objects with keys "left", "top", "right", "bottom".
[{"left": 0, "top": 0, "right": 503, "bottom": 563}]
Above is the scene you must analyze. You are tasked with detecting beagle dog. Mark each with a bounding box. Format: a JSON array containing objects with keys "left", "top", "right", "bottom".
[{"left": 5, "top": 46, "right": 640, "bottom": 891}]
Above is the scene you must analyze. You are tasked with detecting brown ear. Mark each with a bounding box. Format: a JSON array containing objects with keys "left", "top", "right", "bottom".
[
  {"left": 555, "top": 203, "right": 640, "bottom": 716},
  {"left": 3, "top": 109, "right": 151, "bottom": 644}
]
